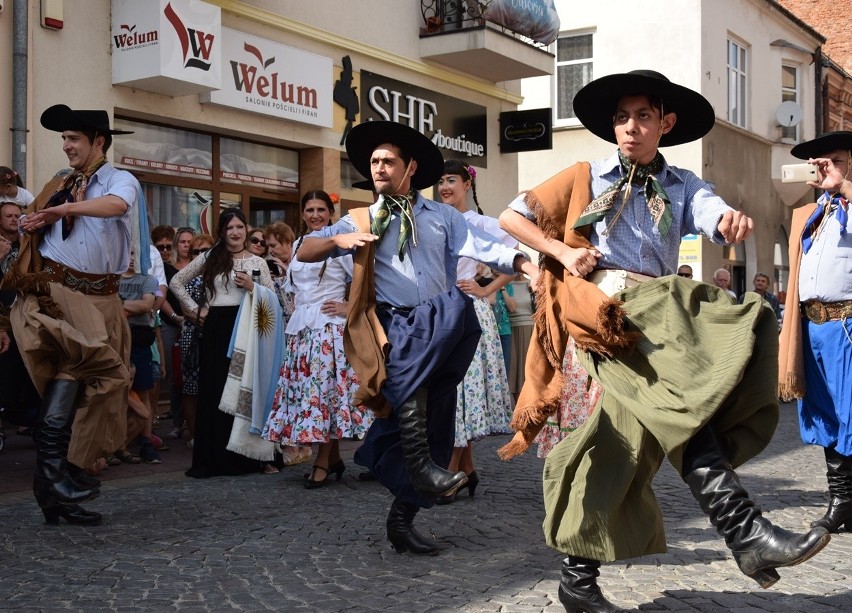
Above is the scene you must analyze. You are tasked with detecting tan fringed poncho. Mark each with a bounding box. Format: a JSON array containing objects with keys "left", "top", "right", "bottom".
[
  {"left": 778, "top": 202, "right": 818, "bottom": 401},
  {"left": 342, "top": 207, "right": 393, "bottom": 418},
  {"left": 498, "top": 163, "right": 640, "bottom": 460}
]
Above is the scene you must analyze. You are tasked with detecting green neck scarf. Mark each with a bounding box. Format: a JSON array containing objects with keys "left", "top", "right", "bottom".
[
  {"left": 370, "top": 190, "right": 418, "bottom": 261},
  {"left": 573, "top": 151, "right": 672, "bottom": 238}
]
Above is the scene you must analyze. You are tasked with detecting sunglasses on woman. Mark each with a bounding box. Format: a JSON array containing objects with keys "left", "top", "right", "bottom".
[
  {"left": 176, "top": 227, "right": 196, "bottom": 236},
  {"left": 191, "top": 247, "right": 211, "bottom": 256},
  {"left": 249, "top": 237, "right": 267, "bottom": 248},
  {"left": 155, "top": 243, "right": 173, "bottom": 252}
]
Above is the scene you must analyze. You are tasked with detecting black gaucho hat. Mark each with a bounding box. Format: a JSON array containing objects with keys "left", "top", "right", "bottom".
[
  {"left": 345, "top": 121, "right": 444, "bottom": 190},
  {"left": 572, "top": 69, "right": 715, "bottom": 147},
  {"left": 351, "top": 179, "right": 375, "bottom": 191},
  {"left": 791, "top": 131, "right": 852, "bottom": 160},
  {"left": 40, "top": 104, "right": 134, "bottom": 135}
]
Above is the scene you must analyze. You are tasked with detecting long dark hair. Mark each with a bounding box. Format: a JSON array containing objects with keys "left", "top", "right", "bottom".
[
  {"left": 292, "top": 190, "right": 334, "bottom": 282},
  {"left": 0, "top": 166, "right": 23, "bottom": 188},
  {"left": 202, "top": 208, "right": 248, "bottom": 300},
  {"left": 442, "top": 159, "right": 482, "bottom": 214},
  {"left": 296, "top": 190, "right": 334, "bottom": 239}
]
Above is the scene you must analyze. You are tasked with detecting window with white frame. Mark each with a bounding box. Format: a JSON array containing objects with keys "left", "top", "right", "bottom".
[
  {"left": 780, "top": 64, "right": 799, "bottom": 141},
  {"left": 555, "top": 33, "right": 593, "bottom": 125},
  {"left": 727, "top": 38, "right": 748, "bottom": 128}
]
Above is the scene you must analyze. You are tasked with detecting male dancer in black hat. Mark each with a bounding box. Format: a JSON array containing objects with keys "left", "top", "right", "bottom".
[
  {"left": 298, "top": 120, "right": 536, "bottom": 554},
  {"left": 498, "top": 70, "right": 830, "bottom": 612},
  {"left": 780, "top": 131, "right": 852, "bottom": 537},
  {"left": 2, "top": 105, "right": 138, "bottom": 526}
]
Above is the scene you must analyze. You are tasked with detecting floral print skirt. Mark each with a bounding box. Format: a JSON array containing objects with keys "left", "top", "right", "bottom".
[
  {"left": 262, "top": 323, "right": 370, "bottom": 445},
  {"left": 534, "top": 335, "right": 602, "bottom": 458},
  {"left": 453, "top": 296, "right": 514, "bottom": 447}
]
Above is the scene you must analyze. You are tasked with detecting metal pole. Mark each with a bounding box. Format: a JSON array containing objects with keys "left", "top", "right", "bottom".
[{"left": 12, "top": 0, "right": 29, "bottom": 184}]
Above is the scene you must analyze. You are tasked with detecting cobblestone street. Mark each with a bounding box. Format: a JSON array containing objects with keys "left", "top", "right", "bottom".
[{"left": 1, "top": 405, "right": 850, "bottom": 612}]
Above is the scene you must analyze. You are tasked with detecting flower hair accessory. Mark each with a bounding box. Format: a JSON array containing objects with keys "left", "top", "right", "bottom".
[
  {"left": 465, "top": 165, "right": 477, "bottom": 180},
  {"left": 328, "top": 193, "right": 341, "bottom": 205}
]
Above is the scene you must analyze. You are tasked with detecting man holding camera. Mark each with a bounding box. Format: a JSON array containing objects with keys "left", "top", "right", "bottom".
[{"left": 780, "top": 131, "right": 852, "bottom": 535}]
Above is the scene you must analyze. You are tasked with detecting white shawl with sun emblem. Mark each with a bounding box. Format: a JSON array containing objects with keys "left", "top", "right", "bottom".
[{"left": 219, "top": 284, "right": 283, "bottom": 461}]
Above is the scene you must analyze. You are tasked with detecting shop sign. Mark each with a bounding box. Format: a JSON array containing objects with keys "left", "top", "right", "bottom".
[
  {"left": 360, "top": 71, "right": 487, "bottom": 167},
  {"left": 201, "top": 28, "right": 333, "bottom": 128},
  {"left": 112, "top": 0, "right": 221, "bottom": 96},
  {"left": 499, "top": 108, "right": 552, "bottom": 153}
]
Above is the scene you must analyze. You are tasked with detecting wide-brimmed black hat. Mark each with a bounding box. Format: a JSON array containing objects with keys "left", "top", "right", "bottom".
[
  {"left": 345, "top": 121, "right": 443, "bottom": 190},
  {"left": 40, "top": 104, "right": 134, "bottom": 135},
  {"left": 572, "top": 70, "right": 715, "bottom": 147},
  {"left": 351, "top": 179, "right": 375, "bottom": 191},
  {"left": 791, "top": 131, "right": 852, "bottom": 160}
]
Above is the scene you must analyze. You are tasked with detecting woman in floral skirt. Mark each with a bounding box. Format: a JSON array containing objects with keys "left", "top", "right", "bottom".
[
  {"left": 435, "top": 159, "right": 517, "bottom": 503},
  {"left": 262, "top": 190, "right": 369, "bottom": 488}
]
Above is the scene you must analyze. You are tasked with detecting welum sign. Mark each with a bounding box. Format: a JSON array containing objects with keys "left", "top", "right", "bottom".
[
  {"left": 112, "top": 0, "right": 221, "bottom": 96},
  {"left": 359, "top": 71, "right": 487, "bottom": 167},
  {"left": 202, "top": 28, "right": 333, "bottom": 128}
]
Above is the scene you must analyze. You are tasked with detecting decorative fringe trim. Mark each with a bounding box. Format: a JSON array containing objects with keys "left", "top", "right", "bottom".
[
  {"left": 574, "top": 300, "right": 640, "bottom": 357},
  {"left": 778, "top": 372, "right": 805, "bottom": 402},
  {"left": 497, "top": 433, "right": 530, "bottom": 461}
]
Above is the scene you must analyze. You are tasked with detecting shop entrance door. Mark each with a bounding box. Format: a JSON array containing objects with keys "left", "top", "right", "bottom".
[{"left": 249, "top": 196, "right": 300, "bottom": 233}]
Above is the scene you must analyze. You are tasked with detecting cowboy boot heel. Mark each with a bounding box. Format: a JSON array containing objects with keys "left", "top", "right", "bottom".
[{"left": 745, "top": 567, "right": 781, "bottom": 590}]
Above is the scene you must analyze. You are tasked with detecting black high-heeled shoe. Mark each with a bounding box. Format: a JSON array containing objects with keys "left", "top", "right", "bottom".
[
  {"left": 304, "top": 465, "right": 329, "bottom": 489},
  {"left": 41, "top": 504, "right": 102, "bottom": 526},
  {"left": 465, "top": 471, "right": 479, "bottom": 497},
  {"left": 329, "top": 459, "right": 345, "bottom": 481}
]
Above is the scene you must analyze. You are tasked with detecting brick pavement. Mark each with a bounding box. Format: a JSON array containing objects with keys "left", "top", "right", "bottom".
[{"left": 0, "top": 405, "right": 850, "bottom": 612}]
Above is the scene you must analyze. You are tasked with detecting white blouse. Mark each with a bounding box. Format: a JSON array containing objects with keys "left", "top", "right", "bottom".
[
  {"left": 169, "top": 251, "right": 274, "bottom": 311},
  {"left": 456, "top": 210, "right": 517, "bottom": 280},
  {"left": 285, "top": 240, "right": 352, "bottom": 334}
]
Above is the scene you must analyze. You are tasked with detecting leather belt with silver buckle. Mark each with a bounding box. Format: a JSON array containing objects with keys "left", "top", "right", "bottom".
[{"left": 801, "top": 300, "right": 852, "bottom": 324}]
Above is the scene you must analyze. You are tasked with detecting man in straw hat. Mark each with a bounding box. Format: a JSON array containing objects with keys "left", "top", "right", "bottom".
[
  {"left": 779, "top": 131, "right": 852, "bottom": 537},
  {"left": 498, "top": 70, "right": 830, "bottom": 611},
  {"left": 298, "top": 120, "right": 537, "bottom": 555},
  {"left": 1, "top": 105, "right": 139, "bottom": 527}
]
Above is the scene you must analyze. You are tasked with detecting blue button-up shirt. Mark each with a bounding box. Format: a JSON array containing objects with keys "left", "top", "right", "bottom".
[
  {"left": 510, "top": 152, "right": 733, "bottom": 277},
  {"left": 798, "top": 198, "right": 852, "bottom": 302},
  {"left": 313, "top": 193, "right": 523, "bottom": 308},
  {"left": 39, "top": 162, "right": 137, "bottom": 275}
]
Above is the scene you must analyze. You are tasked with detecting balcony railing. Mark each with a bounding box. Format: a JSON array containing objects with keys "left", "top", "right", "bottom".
[{"left": 420, "top": 0, "right": 548, "bottom": 51}]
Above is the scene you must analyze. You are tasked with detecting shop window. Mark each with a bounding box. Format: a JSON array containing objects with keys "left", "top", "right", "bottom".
[
  {"left": 114, "top": 120, "right": 212, "bottom": 180},
  {"left": 140, "top": 184, "right": 213, "bottom": 233},
  {"left": 220, "top": 138, "right": 298, "bottom": 190}
]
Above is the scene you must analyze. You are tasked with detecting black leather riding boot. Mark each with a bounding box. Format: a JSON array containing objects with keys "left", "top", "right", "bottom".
[
  {"left": 557, "top": 557, "right": 624, "bottom": 613},
  {"left": 386, "top": 498, "right": 439, "bottom": 555},
  {"left": 32, "top": 379, "right": 99, "bottom": 507},
  {"left": 682, "top": 425, "right": 830, "bottom": 588},
  {"left": 398, "top": 387, "right": 467, "bottom": 498},
  {"left": 811, "top": 447, "right": 852, "bottom": 533}
]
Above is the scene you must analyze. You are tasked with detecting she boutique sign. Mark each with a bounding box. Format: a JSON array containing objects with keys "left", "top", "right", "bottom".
[{"left": 359, "top": 71, "right": 487, "bottom": 167}]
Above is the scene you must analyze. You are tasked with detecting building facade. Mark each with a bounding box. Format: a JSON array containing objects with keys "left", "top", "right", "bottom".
[
  {"left": 518, "top": 0, "right": 827, "bottom": 296},
  {"left": 1, "top": 0, "right": 553, "bottom": 233}
]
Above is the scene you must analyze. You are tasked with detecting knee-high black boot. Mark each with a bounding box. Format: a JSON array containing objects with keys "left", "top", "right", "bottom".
[
  {"left": 682, "top": 426, "right": 830, "bottom": 588},
  {"left": 811, "top": 447, "right": 852, "bottom": 533},
  {"left": 557, "top": 557, "right": 625, "bottom": 613},
  {"left": 33, "top": 380, "right": 100, "bottom": 512},
  {"left": 398, "top": 388, "right": 467, "bottom": 498},
  {"left": 386, "top": 498, "right": 439, "bottom": 555}
]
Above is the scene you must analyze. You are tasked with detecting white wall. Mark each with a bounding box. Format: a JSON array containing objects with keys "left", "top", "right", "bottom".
[{"left": 518, "top": 0, "right": 821, "bottom": 192}]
